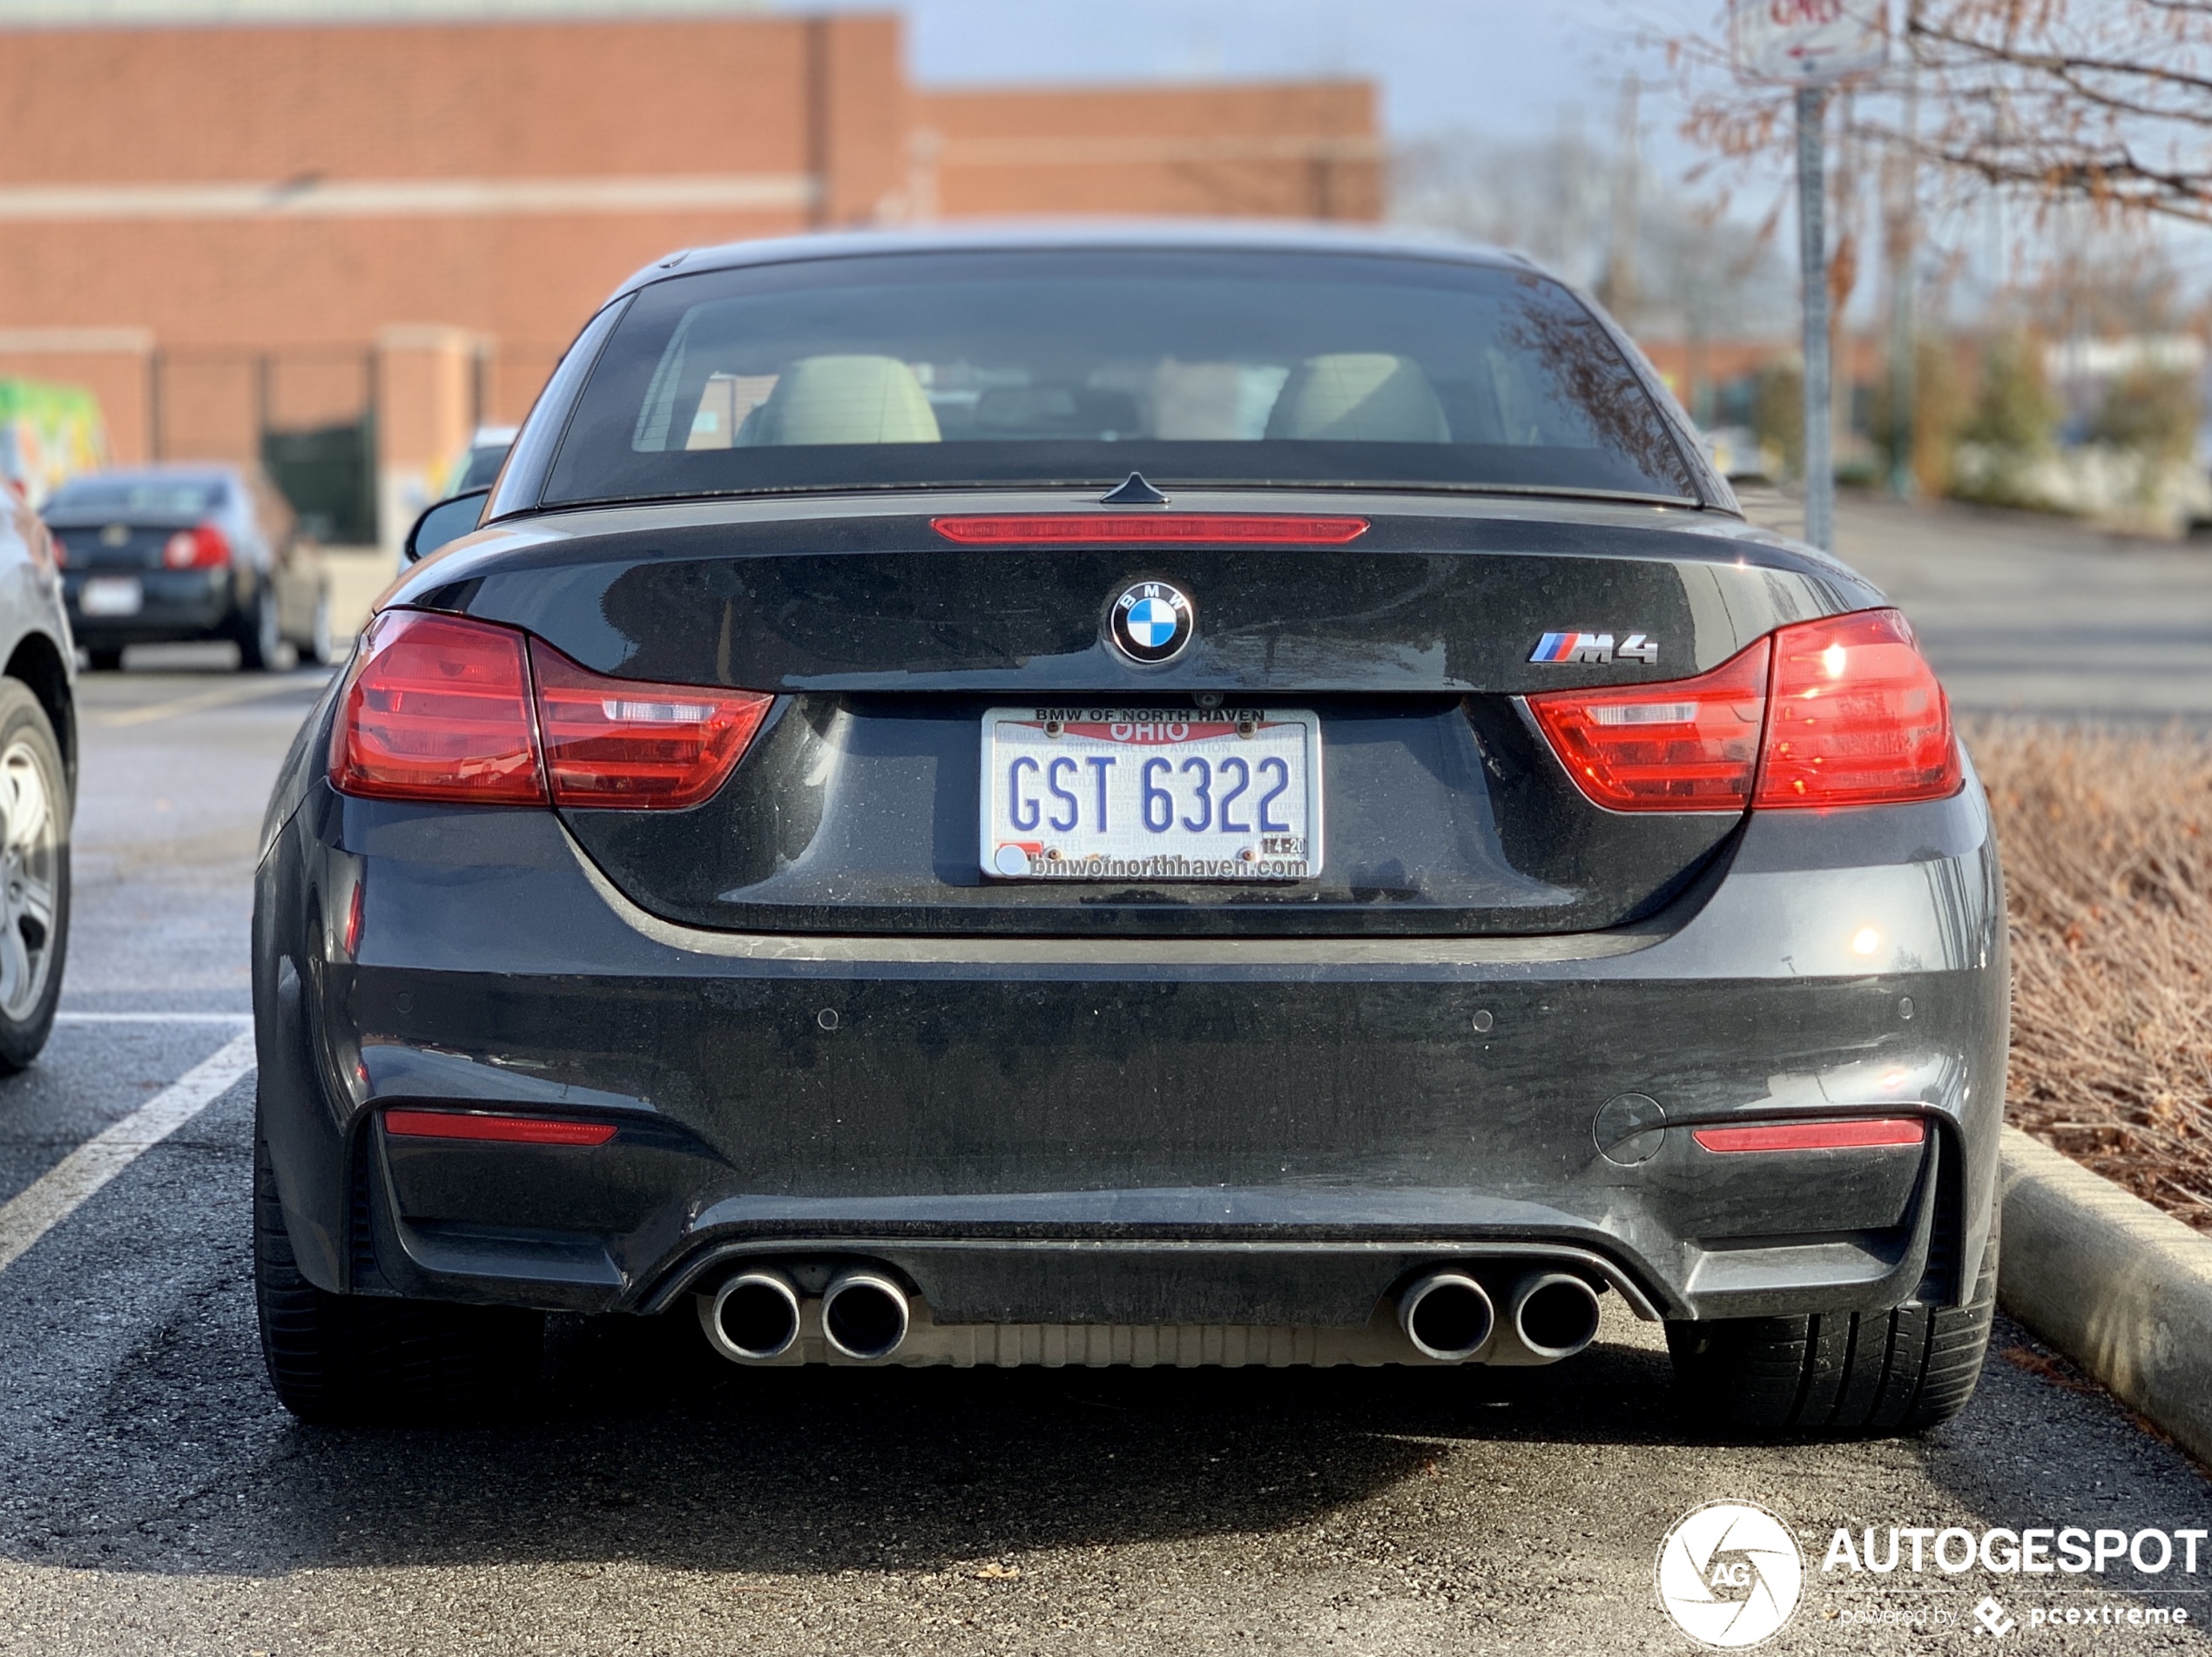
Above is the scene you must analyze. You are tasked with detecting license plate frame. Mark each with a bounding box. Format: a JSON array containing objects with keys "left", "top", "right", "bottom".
[
  {"left": 79, "top": 576, "right": 144, "bottom": 618},
  {"left": 980, "top": 705, "right": 1322, "bottom": 883}
]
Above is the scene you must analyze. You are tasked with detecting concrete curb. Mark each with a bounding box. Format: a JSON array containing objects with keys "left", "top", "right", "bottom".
[{"left": 1998, "top": 1125, "right": 2212, "bottom": 1465}]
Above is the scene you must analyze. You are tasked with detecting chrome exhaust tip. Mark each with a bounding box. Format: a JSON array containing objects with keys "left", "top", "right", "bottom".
[
  {"left": 1508, "top": 1271, "right": 1602, "bottom": 1361},
  {"left": 1398, "top": 1270, "right": 1497, "bottom": 1361},
  {"left": 705, "top": 1268, "right": 803, "bottom": 1363},
  {"left": 820, "top": 1269, "right": 911, "bottom": 1361}
]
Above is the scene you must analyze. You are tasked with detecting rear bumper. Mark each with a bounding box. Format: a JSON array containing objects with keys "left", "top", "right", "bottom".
[
  {"left": 253, "top": 776, "right": 2008, "bottom": 1342},
  {"left": 65, "top": 569, "right": 235, "bottom": 643}
]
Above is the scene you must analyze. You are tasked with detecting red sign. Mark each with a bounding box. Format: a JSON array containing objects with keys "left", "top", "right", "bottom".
[{"left": 1730, "top": 0, "right": 1889, "bottom": 84}]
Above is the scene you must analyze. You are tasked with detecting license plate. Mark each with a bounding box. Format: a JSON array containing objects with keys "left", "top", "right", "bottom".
[
  {"left": 79, "top": 576, "right": 143, "bottom": 617},
  {"left": 981, "top": 706, "right": 1322, "bottom": 881}
]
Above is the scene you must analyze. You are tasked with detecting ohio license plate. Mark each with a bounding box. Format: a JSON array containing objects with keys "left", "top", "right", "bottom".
[
  {"left": 79, "top": 576, "right": 143, "bottom": 617},
  {"left": 981, "top": 706, "right": 1321, "bottom": 881}
]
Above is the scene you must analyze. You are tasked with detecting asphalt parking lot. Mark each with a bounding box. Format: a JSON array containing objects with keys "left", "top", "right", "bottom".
[{"left": 0, "top": 509, "right": 2208, "bottom": 1655}]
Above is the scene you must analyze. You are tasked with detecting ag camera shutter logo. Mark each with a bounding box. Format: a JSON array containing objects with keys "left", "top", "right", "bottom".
[{"left": 1656, "top": 1501, "right": 1804, "bottom": 1647}]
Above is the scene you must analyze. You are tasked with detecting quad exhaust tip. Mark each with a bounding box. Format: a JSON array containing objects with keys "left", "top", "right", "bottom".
[
  {"left": 704, "top": 1262, "right": 1588, "bottom": 1368},
  {"left": 1399, "top": 1270, "right": 1497, "bottom": 1361},
  {"left": 1509, "top": 1270, "right": 1602, "bottom": 1360},
  {"left": 708, "top": 1269, "right": 802, "bottom": 1363},
  {"left": 820, "top": 1269, "right": 911, "bottom": 1361}
]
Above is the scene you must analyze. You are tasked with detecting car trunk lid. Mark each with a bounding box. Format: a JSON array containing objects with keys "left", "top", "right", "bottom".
[{"left": 410, "top": 493, "right": 1880, "bottom": 938}]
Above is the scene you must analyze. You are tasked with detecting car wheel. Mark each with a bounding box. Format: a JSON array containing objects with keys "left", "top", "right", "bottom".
[
  {"left": 254, "top": 1120, "right": 543, "bottom": 1424},
  {"left": 86, "top": 647, "right": 123, "bottom": 673},
  {"left": 0, "top": 685, "right": 68, "bottom": 1074},
  {"left": 296, "top": 589, "right": 337, "bottom": 667},
  {"left": 1665, "top": 1220, "right": 1998, "bottom": 1438},
  {"left": 234, "top": 587, "right": 280, "bottom": 673},
  {"left": 0, "top": 683, "right": 68, "bottom": 1074}
]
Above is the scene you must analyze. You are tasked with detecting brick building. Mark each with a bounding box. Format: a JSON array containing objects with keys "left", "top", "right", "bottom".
[{"left": 0, "top": 6, "right": 1380, "bottom": 542}]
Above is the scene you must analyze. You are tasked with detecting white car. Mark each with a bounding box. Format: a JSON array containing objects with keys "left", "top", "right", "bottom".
[
  {"left": 440, "top": 425, "right": 519, "bottom": 498},
  {"left": 0, "top": 482, "right": 73, "bottom": 1068}
]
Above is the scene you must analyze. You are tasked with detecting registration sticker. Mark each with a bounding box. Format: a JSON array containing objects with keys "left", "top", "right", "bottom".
[{"left": 980, "top": 706, "right": 1321, "bottom": 882}]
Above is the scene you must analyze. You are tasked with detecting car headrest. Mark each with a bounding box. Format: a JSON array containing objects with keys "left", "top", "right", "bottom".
[
  {"left": 1264, "top": 354, "right": 1450, "bottom": 443},
  {"left": 738, "top": 355, "right": 941, "bottom": 446}
]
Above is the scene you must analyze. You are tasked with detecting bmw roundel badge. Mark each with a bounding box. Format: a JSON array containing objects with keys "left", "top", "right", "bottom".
[{"left": 1108, "top": 579, "right": 1194, "bottom": 664}]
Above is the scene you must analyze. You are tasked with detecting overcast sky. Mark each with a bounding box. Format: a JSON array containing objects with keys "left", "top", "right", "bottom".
[{"left": 800, "top": 0, "right": 1716, "bottom": 145}]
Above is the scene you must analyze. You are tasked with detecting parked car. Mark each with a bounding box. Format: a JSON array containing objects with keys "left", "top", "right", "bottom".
[
  {"left": 1701, "top": 424, "right": 1779, "bottom": 484},
  {"left": 43, "top": 465, "right": 333, "bottom": 671},
  {"left": 440, "top": 425, "right": 517, "bottom": 498},
  {"left": 0, "top": 481, "right": 75, "bottom": 1069},
  {"left": 253, "top": 226, "right": 2004, "bottom": 1437}
]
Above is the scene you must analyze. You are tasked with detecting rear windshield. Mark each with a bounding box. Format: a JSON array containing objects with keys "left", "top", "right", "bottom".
[
  {"left": 46, "top": 477, "right": 227, "bottom": 518},
  {"left": 543, "top": 250, "right": 1700, "bottom": 506}
]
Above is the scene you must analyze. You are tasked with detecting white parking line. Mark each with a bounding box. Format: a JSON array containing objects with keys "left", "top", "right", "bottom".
[
  {"left": 85, "top": 674, "right": 331, "bottom": 730},
  {"left": 0, "top": 1032, "right": 255, "bottom": 1277},
  {"left": 55, "top": 1012, "right": 252, "bottom": 1024}
]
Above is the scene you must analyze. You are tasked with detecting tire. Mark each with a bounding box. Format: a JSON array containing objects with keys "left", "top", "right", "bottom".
[
  {"left": 234, "top": 585, "right": 280, "bottom": 673},
  {"left": 1666, "top": 1221, "right": 1998, "bottom": 1438},
  {"left": 0, "top": 682, "right": 68, "bottom": 1074},
  {"left": 85, "top": 647, "right": 123, "bottom": 673},
  {"left": 294, "top": 589, "right": 336, "bottom": 667},
  {"left": 254, "top": 1121, "right": 543, "bottom": 1424}
]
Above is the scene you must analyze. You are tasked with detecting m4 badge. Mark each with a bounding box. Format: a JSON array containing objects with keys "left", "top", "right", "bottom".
[{"left": 1530, "top": 630, "right": 1659, "bottom": 665}]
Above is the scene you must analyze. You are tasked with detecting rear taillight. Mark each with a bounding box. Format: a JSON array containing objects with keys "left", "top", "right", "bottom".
[
  {"left": 530, "top": 640, "right": 772, "bottom": 809},
  {"left": 1524, "top": 640, "right": 1770, "bottom": 812},
  {"left": 328, "top": 610, "right": 772, "bottom": 810},
  {"left": 164, "top": 524, "right": 231, "bottom": 569},
  {"left": 1756, "top": 610, "right": 1960, "bottom": 808},
  {"left": 329, "top": 610, "right": 545, "bottom": 805},
  {"left": 1527, "top": 607, "right": 1959, "bottom": 814}
]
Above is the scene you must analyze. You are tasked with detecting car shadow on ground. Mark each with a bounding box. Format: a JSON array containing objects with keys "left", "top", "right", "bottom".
[
  {"left": 16, "top": 1281, "right": 2203, "bottom": 1586},
  {"left": 11, "top": 1291, "right": 1711, "bottom": 1579}
]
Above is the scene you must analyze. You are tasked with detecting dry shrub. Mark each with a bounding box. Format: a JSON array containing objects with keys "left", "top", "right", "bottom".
[{"left": 1968, "top": 718, "right": 2212, "bottom": 1231}]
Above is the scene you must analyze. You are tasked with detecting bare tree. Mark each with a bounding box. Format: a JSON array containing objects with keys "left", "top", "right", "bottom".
[
  {"left": 1391, "top": 128, "right": 1795, "bottom": 339},
  {"left": 1393, "top": 126, "right": 1614, "bottom": 281},
  {"left": 1682, "top": 2, "right": 2212, "bottom": 226}
]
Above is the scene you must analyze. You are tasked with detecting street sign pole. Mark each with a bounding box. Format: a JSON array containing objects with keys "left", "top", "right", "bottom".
[
  {"left": 1796, "top": 84, "right": 1833, "bottom": 551},
  {"left": 1732, "top": 0, "right": 1887, "bottom": 554},
  {"left": 1886, "top": 43, "right": 1919, "bottom": 500}
]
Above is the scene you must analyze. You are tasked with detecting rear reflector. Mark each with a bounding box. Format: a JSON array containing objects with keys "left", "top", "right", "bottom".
[
  {"left": 384, "top": 1108, "right": 617, "bottom": 1147},
  {"left": 930, "top": 514, "right": 1369, "bottom": 546},
  {"left": 1524, "top": 639, "right": 1770, "bottom": 812},
  {"left": 530, "top": 641, "right": 773, "bottom": 809},
  {"left": 1756, "top": 610, "right": 1961, "bottom": 808},
  {"left": 329, "top": 610, "right": 546, "bottom": 805},
  {"left": 1693, "top": 1117, "right": 1926, "bottom": 1154}
]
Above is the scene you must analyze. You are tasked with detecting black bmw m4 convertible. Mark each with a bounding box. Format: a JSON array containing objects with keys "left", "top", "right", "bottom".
[{"left": 252, "top": 226, "right": 2006, "bottom": 1434}]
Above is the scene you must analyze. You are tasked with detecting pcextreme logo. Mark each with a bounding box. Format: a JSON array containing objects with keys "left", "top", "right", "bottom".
[{"left": 1656, "top": 1501, "right": 1805, "bottom": 1648}]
